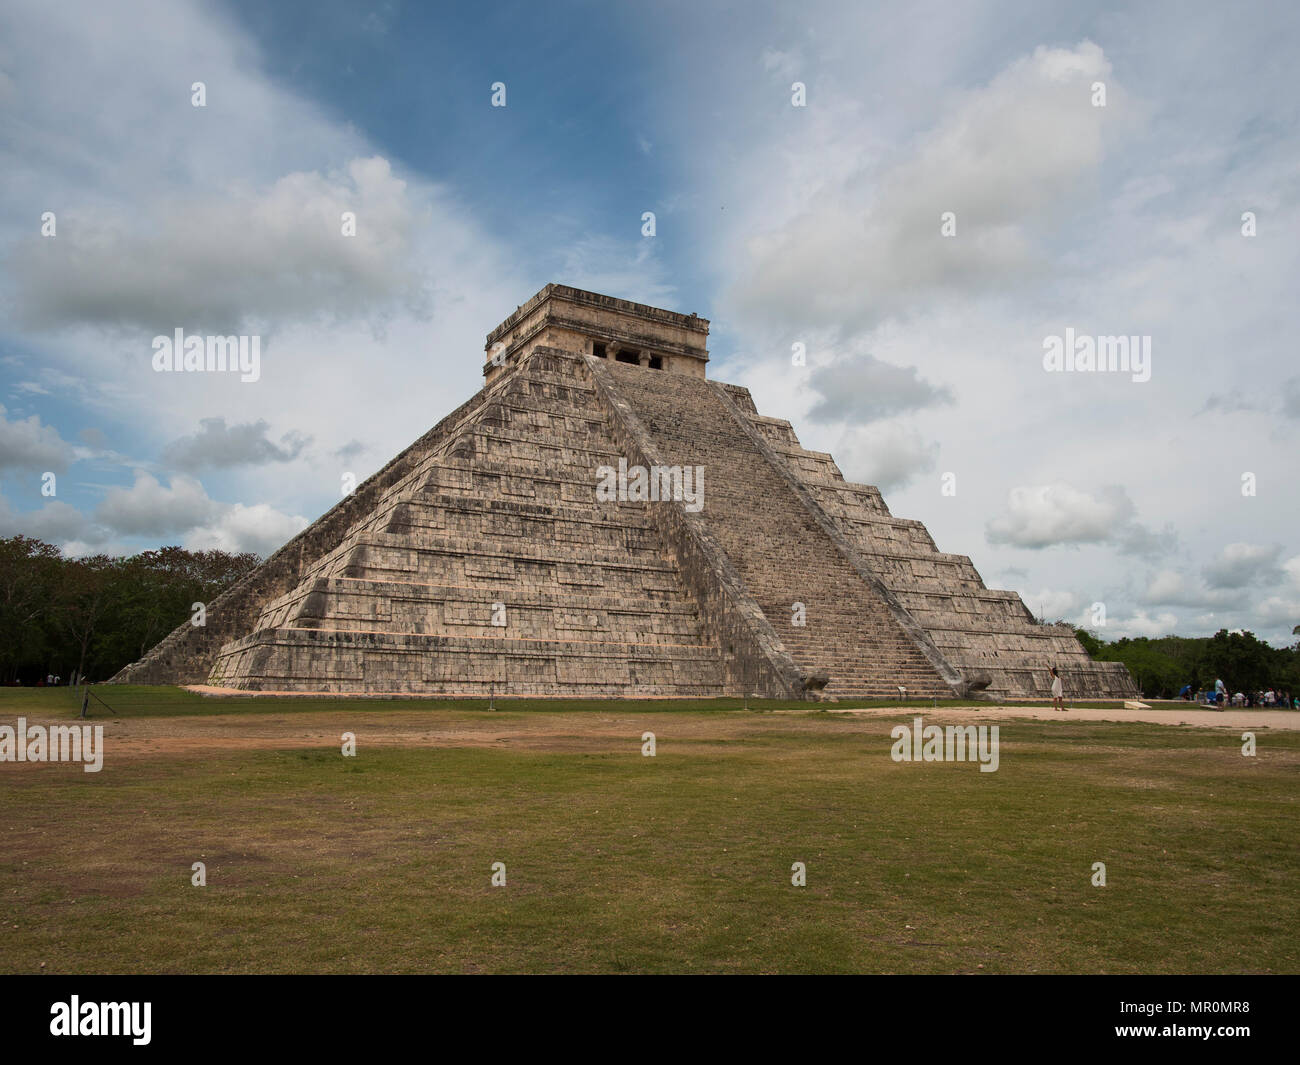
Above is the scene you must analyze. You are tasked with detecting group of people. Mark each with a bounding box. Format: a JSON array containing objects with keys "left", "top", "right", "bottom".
[{"left": 1178, "top": 678, "right": 1297, "bottom": 709}]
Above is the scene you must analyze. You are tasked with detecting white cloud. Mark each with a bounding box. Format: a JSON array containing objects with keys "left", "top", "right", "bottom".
[
  {"left": 1140, "top": 567, "right": 1245, "bottom": 611},
  {"left": 1, "top": 471, "right": 305, "bottom": 556},
  {"left": 85, "top": 470, "right": 307, "bottom": 555},
  {"left": 806, "top": 354, "right": 951, "bottom": 423},
  {"left": 0, "top": 493, "right": 103, "bottom": 545},
  {"left": 1133, "top": 555, "right": 1300, "bottom": 639},
  {"left": 1243, "top": 555, "right": 1300, "bottom": 630},
  {"left": 986, "top": 482, "right": 1134, "bottom": 549},
  {"left": 10, "top": 157, "right": 428, "bottom": 334},
  {"left": 0, "top": 0, "right": 526, "bottom": 539},
  {"left": 1018, "top": 587, "right": 1079, "bottom": 623},
  {"left": 0, "top": 403, "right": 74, "bottom": 473},
  {"left": 95, "top": 472, "right": 216, "bottom": 536},
  {"left": 1202, "top": 542, "right": 1284, "bottom": 589},
  {"left": 59, "top": 539, "right": 126, "bottom": 559},
  {"left": 1283, "top": 378, "right": 1300, "bottom": 420},
  {"left": 760, "top": 47, "right": 802, "bottom": 82},
  {"left": 728, "top": 41, "right": 1124, "bottom": 335},
  {"left": 168, "top": 417, "right": 310, "bottom": 471},
  {"left": 832, "top": 422, "right": 938, "bottom": 491},
  {"left": 1144, "top": 568, "right": 1186, "bottom": 603},
  {"left": 1108, "top": 610, "right": 1180, "bottom": 639},
  {"left": 184, "top": 502, "right": 307, "bottom": 557}
]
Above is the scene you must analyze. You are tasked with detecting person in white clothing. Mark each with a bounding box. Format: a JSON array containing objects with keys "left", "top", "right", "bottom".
[{"left": 1050, "top": 667, "right": 1065, "bottom": 712}]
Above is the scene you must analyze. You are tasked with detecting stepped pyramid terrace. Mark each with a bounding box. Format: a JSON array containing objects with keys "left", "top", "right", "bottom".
[{"left": 112, "top": 284, "right": 1138, "bottom": 701}]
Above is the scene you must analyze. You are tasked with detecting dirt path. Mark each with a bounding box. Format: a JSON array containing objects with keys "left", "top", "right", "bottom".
[
  {"left": 1, "top": 709, "right": 765, "bottom": 761},
  {"left": 825, "top": 703, "right": 1300, "bottom": 730},
  {"left": 3, "top": 702, "right": 1295, "bottom": 767}
]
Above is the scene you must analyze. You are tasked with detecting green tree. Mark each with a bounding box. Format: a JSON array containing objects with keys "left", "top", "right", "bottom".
[
  {"left": 1074, "top": 628, "right": 1103, "bottom": 657},
  {"left": 53, "top": 554, "right": 115, "bottom": 683},
  {"left": 1196, "top": 629, "right": 1272, "bottom": 693},
  {"left": 0, "top": 536, "right": 62, "bottom": 682}
]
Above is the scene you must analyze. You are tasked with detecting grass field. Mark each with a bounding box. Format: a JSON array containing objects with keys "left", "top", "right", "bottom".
[
  {"left": 2, "top": 687, "right": 1296, "bottom": 974},
  {"left": 0, "top": 685, "right": 1134, "bottom": 718}
]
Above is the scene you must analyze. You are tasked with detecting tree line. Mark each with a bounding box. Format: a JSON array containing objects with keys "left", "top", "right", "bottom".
[
  {"left": 3, "top": 530, "right": 1296, "bottom": 697},
  {"left": 1074, "top": 627, "right": 1300, "bottom": 700},
  {"left": 0, "top": 535, "right": 259, "bottom": 685}
]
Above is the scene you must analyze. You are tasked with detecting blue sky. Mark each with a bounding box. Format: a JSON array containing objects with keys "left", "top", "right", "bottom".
[{"left": 1, "top": 0, "right": 1298, "bottom": 644}]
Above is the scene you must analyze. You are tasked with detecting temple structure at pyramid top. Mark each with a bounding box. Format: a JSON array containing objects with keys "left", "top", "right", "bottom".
[
  {"left": 484, "top": 284, "right": 711, "bottom": 384},
  {"left": 113, "top": 284, "right": 1138, "bottom": 702}
]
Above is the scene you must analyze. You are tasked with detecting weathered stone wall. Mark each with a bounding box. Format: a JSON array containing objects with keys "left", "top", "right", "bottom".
[
  {"left": 109, "top": 383, "right": 500, "bottom": 684},
  {"left": 207, "top": 348, "right": 737, "bottom": 696},
  {"left": 484, "top": 284, "right": 709, "bottom": 384}
]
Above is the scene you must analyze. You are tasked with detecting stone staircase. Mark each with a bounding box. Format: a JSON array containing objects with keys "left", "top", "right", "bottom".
[{"left": 597, "top": 359, "right": 956, "bottom": 699}]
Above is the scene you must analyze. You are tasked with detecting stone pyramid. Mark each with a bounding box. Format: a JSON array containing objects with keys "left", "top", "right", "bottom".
[{"left": 113, "top": 285, "right": 1138, "bottom": 701}]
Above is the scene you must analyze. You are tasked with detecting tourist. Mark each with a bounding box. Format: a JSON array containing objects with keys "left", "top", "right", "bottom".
[{"left": 1050, "top": 667, "right": 1065, "bottom": 712}]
